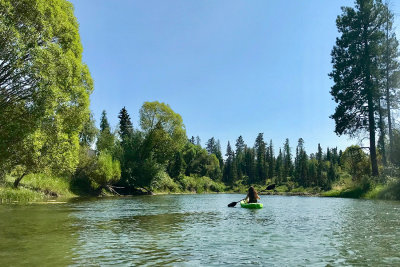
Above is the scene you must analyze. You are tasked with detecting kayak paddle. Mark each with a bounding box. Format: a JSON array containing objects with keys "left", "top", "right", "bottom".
[{"left": 228, "top": 198, "right": 245, "bottom": 207}]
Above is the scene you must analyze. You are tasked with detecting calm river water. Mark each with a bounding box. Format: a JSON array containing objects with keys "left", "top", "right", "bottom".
[{"left": 0, "top": 194, "right": 399, "bottom": 266}]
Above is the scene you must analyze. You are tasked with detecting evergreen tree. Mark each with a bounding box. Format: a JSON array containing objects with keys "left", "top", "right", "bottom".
[
  {"left": 329, "top": 0, "right": 387, "bottom": 176},
  {"left": 97, "top": 110, "right": 115, "bottom": 153},
  {"left": 215, "top": 139, "right": 224, "bottom": 171},
  {"left": 294, "top": 138, "right": 308, "bottom": 186},
  {"left": 282, "top": 138, "right": 292, "bottom": 181},
  {"left": 245, "top": 146, "right": 256, "bottom": 184},
  {"left": 235, "top": 136, "right": 245, "bottom": 179},
  {"left": 118, "top": 107, "right": 133, "bottom": 141},
  {"left": 169, "top": 151, "right": 185, "bottom": 178},
  {"left": 316, "top": 144, "right": 323, "bottom": 186},
  {"left": 382, "top": 2, "right": 400, "bottom": 163},
  {"left": 196, "top": 136, "right": 201, "bottom": 147},
  {"left": 267, "top": 140, "right": 275, "bottom": 179},
  {"left": 223, "top": 141, "right": 237, "bottom": 183},
  {"left": 206, "top": 137, "right": 216, "bottom": 154},
  {"left": 235, "top": 135, "right": 245, "bottom": 155},
  {"left": 100, "top": 110, "right": 110, "bottom": 132},
  {"left": 254, "top": 133, "right": 267, "bottom": 182},
  {"left": 189, "top": 136, "right": 196, "bottom": 144},
  {"left": 275, "top": 148, "right": 283, "bottom": 184}
]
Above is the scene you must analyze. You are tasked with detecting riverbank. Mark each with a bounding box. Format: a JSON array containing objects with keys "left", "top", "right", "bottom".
[
  {"left": 1, "top": 173, "right": 399, "bottom": 203},
  {"left": 0, "top": 174, "right": 79, "bottom": 203}
]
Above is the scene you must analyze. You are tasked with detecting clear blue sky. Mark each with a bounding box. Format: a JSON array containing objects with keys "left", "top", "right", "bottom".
[{"left": 69, "top": 0, "right": 400, "bottom": 154}]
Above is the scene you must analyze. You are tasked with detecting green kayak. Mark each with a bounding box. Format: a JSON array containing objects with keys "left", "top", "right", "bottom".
[{"left": 240, "top": 200, "right": 263, "bottom": 209}]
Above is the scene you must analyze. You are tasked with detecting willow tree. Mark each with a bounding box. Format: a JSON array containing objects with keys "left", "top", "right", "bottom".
[
  {"left": 329, "top": 0, "right": 386, "bottom": 176},
  {"left": 0, "top": 0, "right": 93, "bottom": 185}
]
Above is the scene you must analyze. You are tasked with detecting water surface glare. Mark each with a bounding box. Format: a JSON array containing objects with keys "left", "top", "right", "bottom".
[{"left": 0, "top": 194, "right": 399, "bottom": 266}]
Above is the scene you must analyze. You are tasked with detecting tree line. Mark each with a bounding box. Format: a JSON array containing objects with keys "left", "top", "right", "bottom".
[
  {"left": 78, "top": 103, "right": 399, "bottom": 193},
  {"left": 1, "top": 0, "right": 400, "bottom": 195}
]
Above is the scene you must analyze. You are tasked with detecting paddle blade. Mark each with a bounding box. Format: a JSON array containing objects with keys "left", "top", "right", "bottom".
[{"left": 228, "top": 201, "right": 238, "bottom": 207}]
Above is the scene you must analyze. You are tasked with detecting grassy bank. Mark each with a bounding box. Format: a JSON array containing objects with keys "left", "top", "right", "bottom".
[
  {"left": 0, "top": 174, "right": 77, "bottom": 203},
  {"left": 322, "top": 175, "right": 400, "bottom": 201}
]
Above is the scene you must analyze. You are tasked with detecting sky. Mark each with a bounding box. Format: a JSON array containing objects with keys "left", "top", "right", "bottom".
[{"left": 69, "top": 0, "right": 400, "bottom": 154}]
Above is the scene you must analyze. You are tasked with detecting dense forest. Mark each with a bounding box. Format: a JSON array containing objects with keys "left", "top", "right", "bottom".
[{"left": 0, "top": 0, "right": 400, "bottom": 201}]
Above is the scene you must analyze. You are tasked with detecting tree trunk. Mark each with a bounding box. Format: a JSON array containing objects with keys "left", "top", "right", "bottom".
[
  {"left": 363, "top": 18, "right": 379, "bottom": 177},
  {"left": 385, "top": 7, "right": 394, "bottom": 163},
  {"left": 14, "top": 172, "right": 26, "bottom": 188},
  {"left": 367, "top": 92, "right": 379, "bottom": 176},
  {"left": 378, "top": 100, "right": 387, "bottom": 166}
]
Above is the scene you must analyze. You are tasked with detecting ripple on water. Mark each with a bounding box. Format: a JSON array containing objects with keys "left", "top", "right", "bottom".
[{"left": 1, "top": 195, "right": 399, "bottom": 266}]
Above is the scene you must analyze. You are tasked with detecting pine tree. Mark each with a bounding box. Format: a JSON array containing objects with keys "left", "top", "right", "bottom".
[
  {"left": 275, "top": 148, "right": 283, "bottom": 184},
  {"left": 245, "top": 146, "right": 256, "bottom": 184},
  {"left": 100, "top": 110, "right": 110, "bottom": 132},
  {"left": 268, "top": 140, "right": 275, "bottom": 179},
  {"left": 282, "top": 138, "right": 292, "bottom": 181},
  {"left": 382, "top": 2, "right": 400, "bottom": 163},
  {"left": 169, "top": 151, "right": 185, "bottom": 178},
  {"left": 254, "top": 133, "right": 267, "bottom": 182},
  {"left": 196, "top": 136, "right": 201, "bottom": 147},
  {"left": 235, "top": 136, "right": 245, "bottom": 155},
  {"left": 294, "top": 138, "right": 308, "bottom": 186},
  {"left": 316, "top": 144, "right": 323, "bottom": 186},
  {"left": 329, "top": 0, "right": 387, "bottom": 176},
  {"left": 215, "top": 139, "right": 224, "bottom": 171},
  {"left": 223, "top": 141, "right": 237, "bottom": 183},
  {"left": 235, "top": 136, "right": 245, "bottom": 179},
  {"left": 206, "top": 137, "right": 216, "bottom": 154},
  {"left": 189, "top": 136, "right": 196, "bottom": 144},
  {"left": 118, "top": 107, "right": 133, "bottom": 141},
  {"left": 97, "top": 110, "right": 115, "bottom": 153}
]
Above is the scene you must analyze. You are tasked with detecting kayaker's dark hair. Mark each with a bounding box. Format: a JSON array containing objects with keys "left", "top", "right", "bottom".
[
  {"left": 248, "top": 186, "right": 258, "bottom": 202},
  {"left": 248, "top": 186, "right": 255, "bottom": 194}
]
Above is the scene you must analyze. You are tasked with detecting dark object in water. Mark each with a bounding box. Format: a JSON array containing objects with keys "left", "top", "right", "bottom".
[
  {"left": 228, "top": 199, "right": 245, "bottom": 207},
  {"left": 266, "top": 184, "right": 276, "bottom": 190}
]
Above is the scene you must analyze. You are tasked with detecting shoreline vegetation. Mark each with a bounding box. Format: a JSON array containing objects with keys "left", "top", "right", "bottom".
[
  {"left": 1, "top": 171, "right": 400, "bottom": 203},
  {"left": 1, "top": 0, "right": 399, "bottom": 205}
]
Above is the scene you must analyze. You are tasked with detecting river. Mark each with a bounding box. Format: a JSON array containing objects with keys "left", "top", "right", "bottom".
[{"left": 0, "top": 194, "right": 399, "bottom": 266}]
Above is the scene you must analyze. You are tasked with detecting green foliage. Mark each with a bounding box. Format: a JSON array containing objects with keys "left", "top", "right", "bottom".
[
  {"left": 0, "top": 0, "right": 93, "bottom": 183},
  {"left": 118, "top": 106, "right": 134, "bottom": 141},
  {"left": 0, "top": 187, "right": 45, "bottom": 203},
  {"left": 376, "top": 179, "right": 400, "bottom": 200},
  {"left": 79, "top": 113, "right": 98, "bottom": 147},
  {"left": 74, "top": 149, "right": 121, "bottom": 191},
  {"left": 341, "top": 146, "right": 371, "bottom": 180},
  {"left": 139, "top": 101, "right": 186, "bottom": 165},
  {"left": 391, "top": 129, "right": 400, "bottom": 166},
  {"left": 96, "top": 110, "right": 116, "bottom": 153},
  {"left": 179, "top": 175, "right": 225, "bottom": 193},
  {"left": 182, "top": 142, "right": 222, "bottom": 181},
  {"left": 89, "top": 152, "right": 121, "bottom": 190},
  {"left": 329, "top": 0, "right": 390, "bottom": 176},
  {"left": 152, "top": 172, "right": 181, "bottom": 193}
]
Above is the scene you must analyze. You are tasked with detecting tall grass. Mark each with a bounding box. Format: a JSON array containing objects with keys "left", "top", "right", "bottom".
[
  {"left": 0, "top": 187, "right": 45, "bottom": 203},
  {"left": 0, "top": 173, "right": 76, "bottom": 202}
]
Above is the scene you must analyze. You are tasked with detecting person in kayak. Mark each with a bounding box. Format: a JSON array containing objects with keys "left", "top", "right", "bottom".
[{"left": 245, "top": 186, "right": 260, "bottom": 203}]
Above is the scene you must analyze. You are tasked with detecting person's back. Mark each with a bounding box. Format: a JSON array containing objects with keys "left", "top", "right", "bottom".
[{"left": 246, "top": 186, "right": 260, "bottom": 203}]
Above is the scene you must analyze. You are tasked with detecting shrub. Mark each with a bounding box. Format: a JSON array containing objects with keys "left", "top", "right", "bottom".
[{"left": 152, "top": 172, "right": 180, "bottom": 192}]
